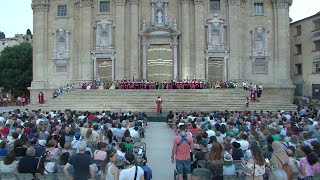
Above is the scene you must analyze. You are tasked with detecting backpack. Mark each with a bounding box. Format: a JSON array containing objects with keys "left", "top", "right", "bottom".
[{"left": 274, "top": 155, "right": 293, "bottom": 180}]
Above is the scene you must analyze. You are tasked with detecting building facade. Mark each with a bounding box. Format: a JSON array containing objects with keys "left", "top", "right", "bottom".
[
  {"left": 29, "top": 0, "right": 293, "bottom": 102},
  {"left": 290, "top": 12, "right": 320, "bottom": 99}
]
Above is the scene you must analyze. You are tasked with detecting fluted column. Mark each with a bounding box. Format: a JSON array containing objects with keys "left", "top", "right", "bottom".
[
  {"left": 181, "top": 0, "right": 190, "bottom": 80},
  {"left": 194, "top": 0, "right": 205, "bottom": 80},
  {"left": 173, "top": 36, "right": 178, "bottom": 80},
  {"left": 115, "top": 0, "right": 126, "bottom": 80},
  {"left": 80, "top": 0, "right": 93, "bottom": 80},
  {"left": 271, "top": 0, "right": 293, "bottom": 86},
  {"left": 130, "top": 0, "right": 139, "bottom": 79},
  {"left": 142, "top": 37, "right": 147, "bottom": 80}
]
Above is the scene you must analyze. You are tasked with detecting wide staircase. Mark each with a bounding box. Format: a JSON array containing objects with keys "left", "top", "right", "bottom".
[{"left": 29, "top": 89, "right": 297, "bottom": 112}]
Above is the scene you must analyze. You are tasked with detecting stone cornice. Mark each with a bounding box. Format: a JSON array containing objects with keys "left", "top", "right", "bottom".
[
  {"left": 181, "top": 0, "right": 189, "bottom": 4},
  {"left": 227, "top": 0, "right": 238, "bottom": 6},
  {"left": 31, "top": 0, "right": 49, "bottom": 12},
  {"left": 271, "top": 0, "right": 293, "bottom": 9},
  {"left": 130, "top": 0, "right": 139, "bottom": 5},
  {"left": 116, "top": 0, "right": 126, "bottom": 6},
  {"left": 81, "top": 0, "right": 93, "bottom": 7},
  {"left": 194, "top": 0, "right": 203, "bottom": 5}
]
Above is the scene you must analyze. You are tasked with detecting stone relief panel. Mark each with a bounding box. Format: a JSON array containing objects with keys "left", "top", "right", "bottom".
[
  {"left": 151, "top": 0, "right": 168, "bottom": 26},
  {"left": 94, "top": 20, "right": 114, "bottom": 50},
  {"left": 52, "top": 29, "right": 70, "bottom": 61},
  {"left": 250, "top": 27, "right": 269, "bottom": 57},
  {"left": 206, "top": 15, "right": 226, "bottom": 52}
]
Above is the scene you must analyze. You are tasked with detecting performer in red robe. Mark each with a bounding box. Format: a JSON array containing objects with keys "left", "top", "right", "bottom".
[
  {"left": 38, "top": 91, "right": 44, "bottom": 104},
  {"left": 250, "top": 89, "right": 257, "bottom": 102},
  {"left": 156, "top": 96, "right": 162, "bottom": 114}
]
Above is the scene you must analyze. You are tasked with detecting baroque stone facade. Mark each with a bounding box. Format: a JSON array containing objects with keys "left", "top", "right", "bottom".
[{"left": 29, "top": 0, "right": 293, "bottom": 103}]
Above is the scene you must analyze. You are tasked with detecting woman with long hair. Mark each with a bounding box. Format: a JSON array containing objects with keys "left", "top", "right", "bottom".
[
  {"left": 0, "top": 150, "right": 18, "bottom": 174},
  {"left": 46, "top": 139, "right": 61, "bottom": 160},
  {"left": 93, "top": 142, "right": 107, "bottom": 161},
  {"left": 241, "top": 141, "right": 265, "bottom": 180},
  {"left": 37, "top": 151, "right": 57, "bottom": 175},
  {"left": 206, "top": 142, "right": 224, "bottom": 180},
  {"left": 101, "top": 149, "right": 119, "bottom": 180},
  {"left": 295, "top": 146, "right": 320, "bottom": 180},
  {"left": 270, "top": 141, "right": 289, "bottom": 169}
]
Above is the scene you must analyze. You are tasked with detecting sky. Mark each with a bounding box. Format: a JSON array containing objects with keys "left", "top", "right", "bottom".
[{"left": 0, "top": 0, "right": 320, "bottom": 37}]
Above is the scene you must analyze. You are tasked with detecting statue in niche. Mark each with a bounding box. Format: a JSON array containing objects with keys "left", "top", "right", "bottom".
[
  {"left": 157, "top": 10, "right": 163, "bottom": 24},
  {"left": 206, "top": 15, "right": 225, "bottom": 51}
]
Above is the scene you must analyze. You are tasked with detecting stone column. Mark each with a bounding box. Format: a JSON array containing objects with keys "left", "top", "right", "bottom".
[
  {"left": 173, "top": 36, "right": 178, "bottom": 80},
  {"left": 115, "top": 0, "right": 126, "bottom": 80},
  {"left": 80, "top": 0, "right": 93, "bottom": 81},
  {"left": 92, "top": 56, "right": 97, "bottom": 80},
  {"left": 142, "top": 37, "right": 147, "bottom": 80},
  {"left": 205, "top": 57, "right": 209, "bottom": 81},
  {"left": 194, "top": 0, "right": 205, "bottom": 80},
  {"left": 224, "top": 55, "right": 228, "bottom": 82},
  {"left": 272, "top": 0, "right": 293, "bottom": 87},
  {"left": 111, "top": 57, "right": 115, "bottom": 81},
  {"left": 130, "top": 0, "right": 139, "bottom": 79},
  {"left": 181, "top": 0, "right": 190, "bottom": 80}
]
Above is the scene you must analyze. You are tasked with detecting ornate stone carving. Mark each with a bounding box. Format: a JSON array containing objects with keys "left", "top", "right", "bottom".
[
  {"left": 81, "top": 0, "right": 93, "bottom": 7},
  {"left": 52, "top": 29, "right": 70, "bottom": 61},
  {"left": 240, "top": 0, "right": 247, "bottom": 7},
  {"left": 130, "top": 0, "right": 139, "bottom": 5},
  {"left": 194, "top": 0, "right": 203, "bottom": 5},
  {"left": 151, "top": 0, "right": 168, "bottom": 26},
  {"left": 206, "top": 15, "right": 226, "bottom": 51},
  {"left": 74, "top": 0, "right": 80, "bottom": 9},
  {"left": 271, "top": 0, "right": 293, "bottom": 9},
  {"left": 31, "top": 0, "right": 49, "bottom": 12},
  {"left": 116, "top": 0, "right": 126, "bottom": 6},
  {"left": 227, "top": 0, "right": 238, "bottom": 6},
  {"left": 94, "top": 20, "right": 114, "bottom": 50},
  {"left": 180, "top": 0, "right": 189, "bottom": 4},
  {"left": 250, "top": 27, "right": 269, "bottom": 57}
]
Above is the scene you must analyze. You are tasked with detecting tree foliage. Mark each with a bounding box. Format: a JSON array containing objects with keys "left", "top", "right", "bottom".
[
  {"left": 0, "top": 43, "right": 32, "bottom": 95},
  {"left": 0, "top": 31, "right": 5, "bottom": 39}
]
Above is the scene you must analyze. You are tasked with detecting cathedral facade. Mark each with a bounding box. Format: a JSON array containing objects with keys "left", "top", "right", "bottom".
[{"left": 29, "top": 0, "right": 293, "bottom": 102}]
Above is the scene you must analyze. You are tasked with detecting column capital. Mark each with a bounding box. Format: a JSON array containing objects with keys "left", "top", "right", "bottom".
[
  {"left": 194, "top": 0, "right": 203, "bottom": 5},
  {"left": 81, "top": 0, "right": 93, "bottom": 7},
  {"left": 271, "top": 0, "right": 293, "bottom": 9},
  {"left": 116, "top": 0, "right": 126, "bottom": 6},
  {"left": 227, "top": 0, "right": 238, "bottom": 6},
  {"left": 130, "top": 0, "right": 139, "bottom": 5},
  {"left": 181, "top": 0, "right": 189, "bottom": 4},
  {"left": 31, "top": 0, "right": 49, "bottom": 12}
]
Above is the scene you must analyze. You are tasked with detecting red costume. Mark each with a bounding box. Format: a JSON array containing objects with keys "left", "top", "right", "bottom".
[
  {"left": 38, "top": 91, "right": 44, "bottom": 104},
  {"left": 251, "top": 90, "right": 257, "bottom": 102},
  {"left": 156, "top": 97, "right": 162, "bottom": 114}
]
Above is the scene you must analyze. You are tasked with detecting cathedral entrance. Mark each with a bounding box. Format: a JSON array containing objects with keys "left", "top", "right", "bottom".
[
  {"left": 97, "top": 59, "right": 112, "bottom": 82},
  {"left": 147, "top": 45, "right": 173, "bottom": 82},
  {"left": 208, "top": 58, "right": 224, "bottom": 82}
]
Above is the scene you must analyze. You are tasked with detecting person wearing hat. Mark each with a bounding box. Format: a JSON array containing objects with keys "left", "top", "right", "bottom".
[
  {"left": 230, "top": 141, "right": 244, "bottom": 160},
  {"left": 71, "top": 132, "right": 81, "bottom": 149},
  {"left": 223, "top": 153, "right": 236, "bottom": 175}
]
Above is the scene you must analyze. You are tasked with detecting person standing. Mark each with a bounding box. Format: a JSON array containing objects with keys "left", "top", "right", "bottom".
[
  {"left": 171, "top": 125, "right": 194, "bottom": 180},
  {"left": 38, "top": 91, "right": 44, "bottom": 104},
  {"left": 257, "top": 83, "right": 263, "bottom": 101},
  {"left": 156, "top": 96, "right": 162, "bottom": 114},
  {"left": 64, "top": 141, "right": 96, "bottom": 180}
]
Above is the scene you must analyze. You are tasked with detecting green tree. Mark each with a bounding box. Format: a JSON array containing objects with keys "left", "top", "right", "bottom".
[
  {"left": 26, "top": 29, "right": 32, "bottom": 36},
  {"left": 0, "top": 31, "right": 5, "bottom": 39},
  {"left": 0, "top": 43, "right": 32, "bottom": 95}
]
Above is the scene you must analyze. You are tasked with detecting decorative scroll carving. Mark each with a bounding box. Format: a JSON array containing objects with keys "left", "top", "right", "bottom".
[
  {"left": 52, "top": 29, "right": 70, "bottom": 62},
  {"left": 31, "top": 0, "right": 49, "bottom": 12},
  {"left": 116, "top": 0, "right": 126, "bottom": 6},
  {"left": 130, "top": 0, "right": 139, "bottom": 5},
  {"left": 74, "top": 0, "right": 80, "bottom": 9},
  {"left": 180, "top": 0, "right": 189, "bottom": 4},
  {"left": 94, "top": 20, "right": 114, "bottom": 50},
  {"left": 206, "top": 15, "right": 226, "bottom": 51},
  {"left": 271, "top": 0, "right": 293, "bottom": 9},
  {"left": 194, "top": 0, "right": 203, "bottom": 5},
  {"left": 250, "top": 27, "right": 269, "bottom": 57},
  {"left": 227, "top": 0, "right": 238, "bottom": 6},
  {"left": 81, "top": 0, "right": 93, "bottom": 7}
]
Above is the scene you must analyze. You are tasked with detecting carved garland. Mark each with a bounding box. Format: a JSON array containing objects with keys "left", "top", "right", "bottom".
[
  {"left": 81, "top": 0, "right": 93, "bottom": 7},
  {"left": 271, "top": 0, "right": 293, "bottom": 9}
]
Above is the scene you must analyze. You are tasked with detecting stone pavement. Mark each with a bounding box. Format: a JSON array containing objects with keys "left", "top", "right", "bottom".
[{"left": 144, "top": 122, "right": 175, "bottom": 180}]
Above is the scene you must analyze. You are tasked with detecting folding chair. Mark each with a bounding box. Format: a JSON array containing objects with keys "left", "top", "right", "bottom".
[
  {"left": 223, "top": 175, "right": 237, "bottom": 180},
  {"left": 0, "top": 172, "right": 18, "bottom": 180},
  {"left": 35, "top": 173, "right": 56, "bottom": 180},
  {"left": 15, "top": 173, "right": 35, "bottom": 180},
  {"left": 192, "top": 168, "right": 213, "bottom": 180}
]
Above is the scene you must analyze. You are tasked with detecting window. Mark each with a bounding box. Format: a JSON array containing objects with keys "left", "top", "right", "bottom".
[
  {"left": 58, "top": 5, "right": 67, "bottom": 16},
  {"left": 314, "top": 19, "right": 320, "bottom": 31},
  {"left": 314, "top": 61, "right": 320, "bottom": 73},
  {"left": 295, "top": 63, "right": 302, "bottom": 75},
  {"left": 295, "top": 25, "right": 301, "bottom": 36},
  {"left": 100, "top": 1, "right": 110, "bottom": 13},
  {"left": 56, "top": 66, "right": 67, "bottom": 73},
  {"left": 210, "top": 0, "right": 220, "bottom": 12},
  {"left": 314, "top": 40, "right": 320, "bottom": 52},
  {"left": 254, "top": 58, "right": 267, "bottom": 74},
  {"left": 254, "top": 3, "right": 264, "bottom": 15},
  {"left": 295, "top": 44, "right": 302, "bottom": 55}
]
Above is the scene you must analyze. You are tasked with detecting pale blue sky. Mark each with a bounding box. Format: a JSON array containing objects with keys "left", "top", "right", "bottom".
[{"left": 0, "top": 0, "right": 319, "bottom": 37}]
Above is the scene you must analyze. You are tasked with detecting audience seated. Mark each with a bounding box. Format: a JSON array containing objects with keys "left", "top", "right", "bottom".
[{"left": 18, "top": 146, "right": 39, "bottom": 176}]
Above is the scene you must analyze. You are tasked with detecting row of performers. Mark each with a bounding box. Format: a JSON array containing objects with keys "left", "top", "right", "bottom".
[{"left": 116, "top": 80, "right": 207, "bottom": 89}]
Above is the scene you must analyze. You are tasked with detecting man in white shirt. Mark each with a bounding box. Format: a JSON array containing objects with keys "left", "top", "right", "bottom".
[
  {"left": 0, "top": 114, "right": 5, "bottom": 123},
  {"left": 237, "top": 134, "right": 249, "bottom": 151},
  {"left": 36, "top": 115, "right": 44, "bottom": 125},
  {"left": 129, "top": 126, "right": 140, "bottom": 141},
  {"left": 206, "top": 125, "right": 216, "bottom": 138}
]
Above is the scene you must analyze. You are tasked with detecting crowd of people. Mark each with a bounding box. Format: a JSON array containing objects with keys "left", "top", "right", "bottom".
[
  {"left": 0, "top": 109, "right": 151, "bottom": 180},
  {"left": 168, "top": 106, "right": 320, "bottom": 180},
  {"left": 53, "top": 83, "right": 77, "bottom": 99}
]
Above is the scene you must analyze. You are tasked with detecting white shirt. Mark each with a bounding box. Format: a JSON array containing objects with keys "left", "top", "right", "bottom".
[
  {"left": 36, "top": 118, "right": 44, "bottom": 125},
  {"left": 129, "top": 128, "right": 139, "bottom": 140},
  {"left": 119, "top": 165, "right": 144, "bottom": 180},
  {"left": 237, "top": 140, "right": 249, "bottom": 151},
  {"left": 0, "top": 116, "right": 4, "bottom": 123},
  {"left": 206, "top": 130, "right": 216, "bottom": 138}
]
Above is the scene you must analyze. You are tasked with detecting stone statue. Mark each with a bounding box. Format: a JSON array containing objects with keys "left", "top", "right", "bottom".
[{"left": 157, "top": 10, "right": 163, "bottom": 24}]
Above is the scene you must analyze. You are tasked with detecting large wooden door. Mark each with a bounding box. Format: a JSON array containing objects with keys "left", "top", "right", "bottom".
[
  {"left": 147, "top": 45, "right": 173, "bottom": 82},
  {"left": 208, "top": 58, "right": 223, "bottom": 82},
  {"left": 97, "top": 59, "right": 112, "bottom": 82}
]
